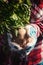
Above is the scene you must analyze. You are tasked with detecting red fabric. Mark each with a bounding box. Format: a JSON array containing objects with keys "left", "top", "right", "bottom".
[
  {"left": 40, "top": 0, "right": 43, "bottom": 4},
  {"left": 28, "top": 0, "right": 43, "bottom": 64},
  {"left": 30, "top": 3, "right": 43, "bottom": 33},
  {"left": 28, "top": 41, "right": 42, "bottom": 65},
  {"left": 39, "top": 4, "right": 43, "bottom": 8}
]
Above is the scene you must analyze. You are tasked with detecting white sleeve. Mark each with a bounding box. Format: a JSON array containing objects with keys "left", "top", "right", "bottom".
[
  {"left": 25, "top": 24, "right": 41, "bottom": 38},
  {"left": 25, "top": 24, "right": 41, "bottom": 47}
]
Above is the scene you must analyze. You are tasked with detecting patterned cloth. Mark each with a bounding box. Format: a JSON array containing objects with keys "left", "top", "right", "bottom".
[
  {"left": 27, "top": 0, "right": 43, "bottom": 65},
  {"left": 30, "top": 3, "right": 43, "bottom": 32}
]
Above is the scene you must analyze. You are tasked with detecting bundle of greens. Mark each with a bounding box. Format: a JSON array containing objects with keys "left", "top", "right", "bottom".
[{"left": 0, "top": 0, "right": 31, "bottom": 36}]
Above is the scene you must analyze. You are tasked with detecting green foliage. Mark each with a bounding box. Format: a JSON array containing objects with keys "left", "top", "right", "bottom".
[{"left": 0, "top": 0, "right": 31, "bottom": 36}]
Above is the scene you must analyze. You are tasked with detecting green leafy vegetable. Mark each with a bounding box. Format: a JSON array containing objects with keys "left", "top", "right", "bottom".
[{"left": 0, "top": 0, "right": 31, "bottom": 36}]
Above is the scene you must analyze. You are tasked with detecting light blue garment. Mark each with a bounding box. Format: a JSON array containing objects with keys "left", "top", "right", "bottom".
[{"left": 29, "top": 26, "right": 36, "bottom": 37}]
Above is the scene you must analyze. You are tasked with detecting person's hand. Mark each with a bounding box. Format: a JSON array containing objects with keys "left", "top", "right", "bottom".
[
  {"left": 18, "top": 27, "right": 26, "bottom": 40},
  {"left": 18, "top": 27, "right": 34, "bottom": 48}
]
